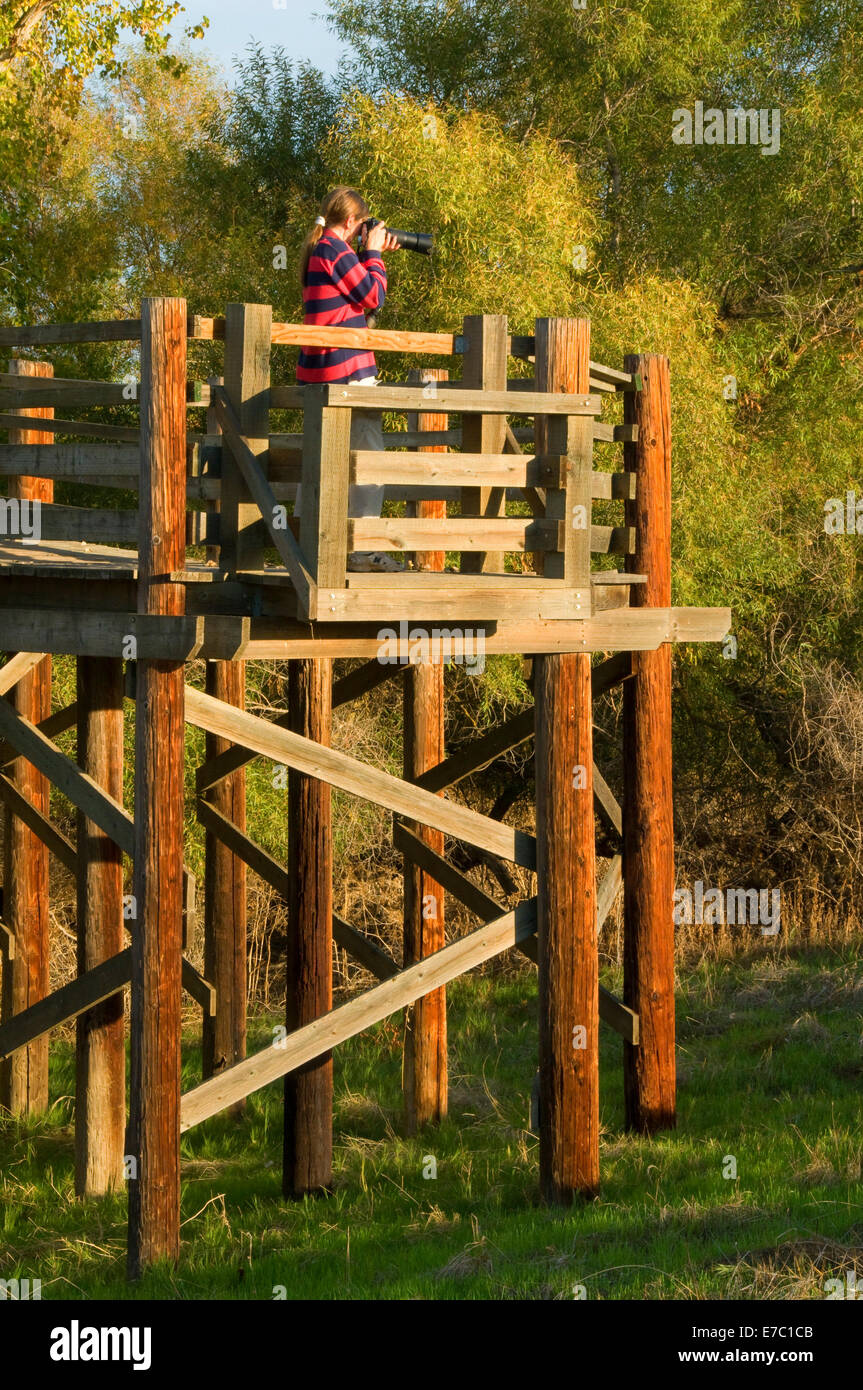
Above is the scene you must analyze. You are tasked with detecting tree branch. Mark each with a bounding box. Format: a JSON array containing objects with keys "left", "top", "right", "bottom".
[{"left": 0, "top": 0, "right": 61, "bottom": 68}]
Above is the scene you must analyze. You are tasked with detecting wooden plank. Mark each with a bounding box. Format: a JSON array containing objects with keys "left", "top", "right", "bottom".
[
  {"left": 272, "top": 323, "right": 458, "bottom": 354},
  {"left": 460, "top": 314, "right": 508, "bottom": 575},
  {"left": 221, "top": 304, "right": 272, "bottom": 573},
  {"left": 0, "top": 321, "right": 142, "bottom": 347},
  {"left": 128, "top": 296, "right": 188, "bottom": 1278},
  {"left": 593, "top": 761, "right": 622, "bottom": 839},
  {"left": 202, "top": 660, "right": 247, "bottom": 1088},
  {"left": 0, "top": 613, "right": 202, "bottom": 659},
  {"left": 0, "top": 444, "right": 139, "bottom": 477},
  {"left": 395, "top": 821, "right": 501, "bottom": 921},
  {"left": 319, "top": 384, "right": 602, "bottom": 416},
  {"left": 184, "top": 684, "right": 537, "bottom": 870},
  {"left": 180, "top": 898, "right": 539, "bottom": 1130},
  {"left": 0, "top": 651, "right": 50, "bottom": 697},
  {"left": 299, "top": 389, "right": 351, "bottom": 592},
  {"left": 332, "top": 915, "right": 398, "bottom": 981},
  {"left": 212, "top": 388, "right": 317, "bottom": 618},
  {"left": 0, "top": 700, "right": 76, "bottom": 769},
  {"left": 197, "top": 797, "right": 396, "bottom": 982},
  {"left": 536, "top": 318, "right": 593, "bottom": 589},
  {"left": 591, "top": 524, "right": 635, "bottom": 555},
  {"left": 349, "top": 517, "right": 558, "bottom": 553},
  {"left": 352, "top": 449, "right": 550, "bottom": 487},
  {"left": 285, "top": 657, "right": 333, "bottom": 1194},
  {"left": 0, "top": 413, "right": 139, "bottom": 442},
  {"left": 75, "top": 656, "right": 125, "bottom": 1195},
  {"left": 0, "top": 773, "right": 77, "bottom": 872},
  {"left": 592, "top": 471, "right": 636, "bottom": 501},
  {"left": 412, "top": 653, "right": 629, "bottom": 796},
  {"left": 416, "top": 709, "right": 533, "bottom": 794},
  {"left": 597, "top": 854, "right": 623, "bottom": 932},
  {"left": 622, "top": 351, "right": 676, "bottom": 1136},
  {"left": 0, "top": 360, "right": 53, "bottom": 1118},
  {"left": 332, "top": 658, "right": 404, "bottom": 709},
  {"left": 593, "top": 422, "right": 639, "bottom": 444},
  {"left": 0, "top": 949, "right": 133, "bottom": 1062},
  {"left": 21, "top": 503, "right": 138, "bottom": 545}
]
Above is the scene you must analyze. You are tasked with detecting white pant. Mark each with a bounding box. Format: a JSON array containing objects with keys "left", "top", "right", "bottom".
[{"left": 294, "top": 376, "right": 384, "bottom": 520}]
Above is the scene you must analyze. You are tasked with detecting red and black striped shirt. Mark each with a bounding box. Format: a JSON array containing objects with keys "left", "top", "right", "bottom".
[{"left": 297, "top": 231, "right": 387, "bottom": 383}]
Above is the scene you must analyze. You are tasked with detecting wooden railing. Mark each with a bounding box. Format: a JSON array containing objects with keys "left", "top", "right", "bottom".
[{"left": 0, "top": 307, "right": 642, "bottom": 624}]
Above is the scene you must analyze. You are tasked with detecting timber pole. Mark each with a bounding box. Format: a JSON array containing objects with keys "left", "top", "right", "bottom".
[
  {"left": 0, "top": 358, "right": 54, "bottom": 1116},
  {"left": 128, "top": 297, "right": 187, "bottom": 1276},
  {"left": 75, "top": 656, "right": 126, "bottom": 1194},
  {"left": 402, "top": 367, "right": 448, "bottom": 1133},
  {"left": 534, "top": 318, "right": 599, "bottom": 1202},
  {"left": 622, "top": 353, "right": 676, "bottom": 1133},
  {"left": 283, "top": 657, "right": 333, "bottom": 1196}
]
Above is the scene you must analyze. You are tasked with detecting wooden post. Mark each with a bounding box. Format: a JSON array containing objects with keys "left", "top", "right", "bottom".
[
  {"left": 459, "top": 314, "right": 507, "bottom": 574},
  {"left": 127, "top": 297, "right": 187, "bottom": 1277},
  {"left": 622, "top": 353, "right": 676, "bottom": 1134},
  {"left": 0, "top": 359, "right": 54, "bottom": 1117},
  {"left": 283, "top": 658, "right": 333, "bottom": 1196},
  {"left": 75, "top": 657, "right": 125, "bottom": 1194},
  {"left": 220, "top": 303, "right": 272, "bottom": 573},
  {"left": 202, "top": 659, "right": 247, "bottom": 1087},
  {"left": 402, "top": 368, "right": 448, "bottom": 1133},
  {"left": 534, "top": 318, "right": 599, "bottom": 1202}
]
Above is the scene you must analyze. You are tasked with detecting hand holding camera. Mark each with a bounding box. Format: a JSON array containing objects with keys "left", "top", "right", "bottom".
[{"left": 362, "top": 221, "right": 402, "bottom": 253}]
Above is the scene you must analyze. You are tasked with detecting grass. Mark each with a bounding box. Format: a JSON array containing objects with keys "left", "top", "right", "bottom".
[{"left": 2, "top": 941, "right": 862, "bottom": 1301}]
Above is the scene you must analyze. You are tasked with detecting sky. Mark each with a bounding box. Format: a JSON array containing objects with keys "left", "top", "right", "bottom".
[{"left": 175, "top": 0, "right": 349, "bottom": 80}]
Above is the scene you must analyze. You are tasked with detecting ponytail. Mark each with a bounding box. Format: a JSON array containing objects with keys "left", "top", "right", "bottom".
[{"left": 299, "top": 186, "right": 370, "bottom": 287}]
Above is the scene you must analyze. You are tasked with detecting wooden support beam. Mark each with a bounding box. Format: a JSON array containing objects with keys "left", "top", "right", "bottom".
[
  {"left": 460, "top": 315, "right": 508, "bottom": 574},
  {"left": 0, "top": 949, "right": 132, "bottom": 1062},
  {"left": 212, "top": 388, "right": 317, "bottom": 617},
  {"left": 127, "top": 295, "right": 187, "bottom": 1279},
  {"left": 0, "top": 413, "right": 139, "bottom": 442},
  {"left": 299, "top": 387, "right": 351, "bottom": 594},
  {"left": 403, "top": 368, "right": 448, "bottom": 1133},
  {"left": 75, "top": 656, "right": 126, "bottom": 1196},
  {"left": 181, "top": 899, "right": 539, "bottom": 1131},
  {"left": 535, "top": 319, "right": 593, "bottom": 590},
  {"left": 622, "top": 353, "right": 677, "bottom": 1136},
  {"left": 284, "top": 658, "right": 333, "bottom": 1197},
  {"left": 332, "top": 658, "right": 404, "bottom": 710},
  {"left": 185, "top": 685, "right": 537, "bottom": 870},
  {"left": 0, "top": 774, "right": 76, "bottom": 873},
  {"left": 395, "top": 821, "right": 501, "bottom": 922},
  {"left": 0, "top": 651, "right": 52, "bottom": 697},
  {"left": 535, "top": 318, "right": 599, "bottom": 1204},
  {"left": 0, "top": 692, "right": 196, "bottom": 911},
  {"left": 196, "top": 798, "right": 397, "bottom": 982},
  {"left": 202, "top": 660, "right": 247, "bottom": 1092},
  {"left": 332, "top": 916, "right": 398, "bottom": 982},
  {"left": 0, "top": 359, "right": 54, "bottom": 1117},
  {"left": 220, "top": 304, "right": 272, "bottom": 573}
]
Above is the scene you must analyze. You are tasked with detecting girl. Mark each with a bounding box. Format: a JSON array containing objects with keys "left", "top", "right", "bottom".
[{"left": 297, "top": 186, "right": 402, "bottom": 572}]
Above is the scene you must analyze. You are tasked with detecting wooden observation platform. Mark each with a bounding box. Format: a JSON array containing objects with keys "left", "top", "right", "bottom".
[{"left": 0, "top": 300, "right": 729, "bottom": 1276}]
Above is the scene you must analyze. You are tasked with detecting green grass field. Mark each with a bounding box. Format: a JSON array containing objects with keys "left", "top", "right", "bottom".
[{"left": 2, "top": 942, "right": 862, "bottom": 1301}]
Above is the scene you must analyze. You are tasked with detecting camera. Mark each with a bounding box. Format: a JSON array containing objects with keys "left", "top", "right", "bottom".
[{"left": 361, "top": 218, "right": 433, "bottom": 256}]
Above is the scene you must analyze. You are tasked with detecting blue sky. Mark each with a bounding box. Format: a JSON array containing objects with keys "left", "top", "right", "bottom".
[{"left": 150, "top": 0, "right": 350, "bottom": 80}]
